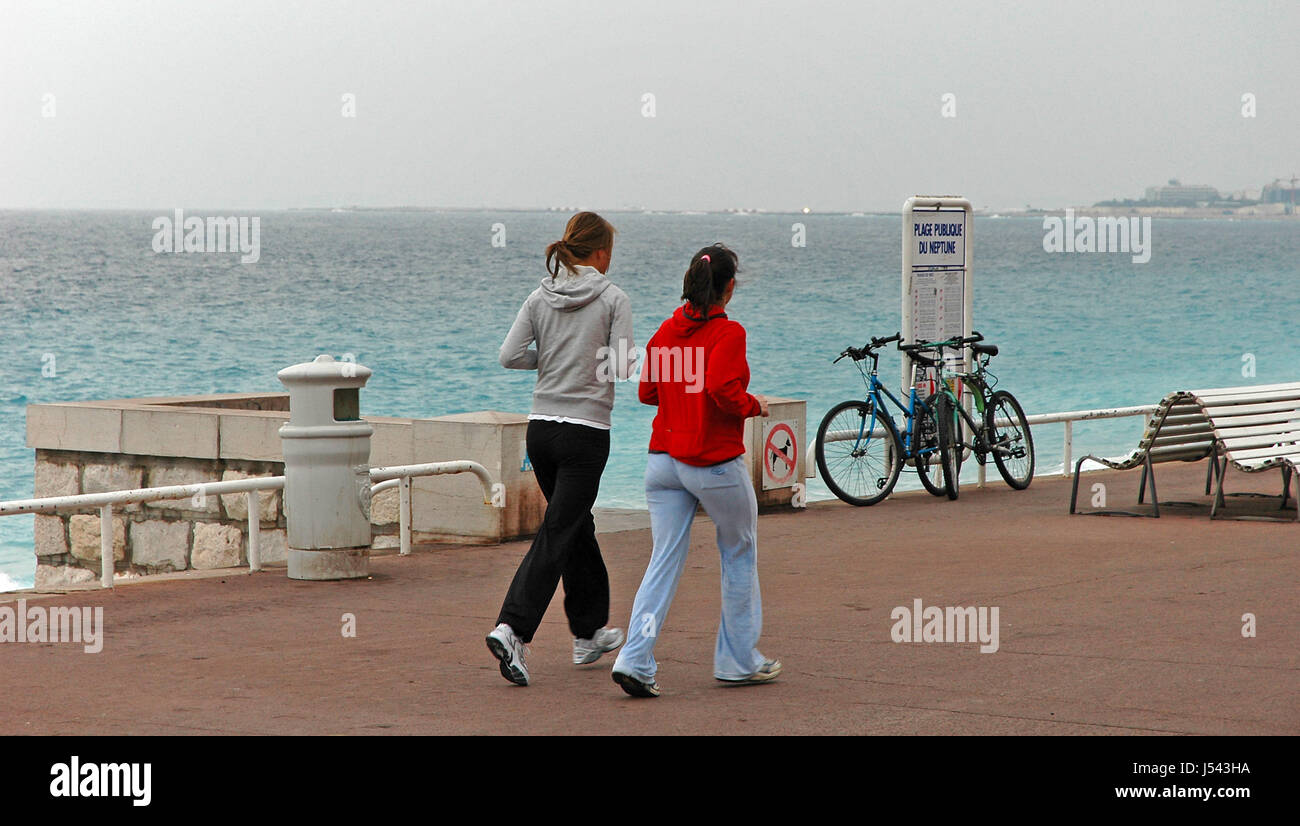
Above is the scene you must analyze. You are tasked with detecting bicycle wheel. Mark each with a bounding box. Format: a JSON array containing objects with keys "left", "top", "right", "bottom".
[
  {"left": 815, "top": 399, "right": 903, "bottom": 506},
  {"left": 936, "top": 394, "right": 962, "bottom": 500},
  {"left": 912, "top": 396, "right": 946, "bottom": 497},
  {"left": 986, "top": 390, "right": 1035, "bottom": 489}
]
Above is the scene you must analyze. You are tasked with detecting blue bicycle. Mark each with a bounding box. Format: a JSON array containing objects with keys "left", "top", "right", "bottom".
[{"left": 815, "top": 333, "right": 957, "bottom": 506}]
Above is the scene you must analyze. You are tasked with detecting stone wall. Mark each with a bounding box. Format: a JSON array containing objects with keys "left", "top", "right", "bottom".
[
  {"left": 32, "top": 450, "right": 288, "bottom": 588},
  {"left": 33, "top": 449, "right": 409, "bottom": 589}
]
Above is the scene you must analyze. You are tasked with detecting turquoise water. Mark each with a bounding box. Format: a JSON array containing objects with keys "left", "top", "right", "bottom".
[{"left": 2, "top": 210, "right": 1297, "bottom": 589}]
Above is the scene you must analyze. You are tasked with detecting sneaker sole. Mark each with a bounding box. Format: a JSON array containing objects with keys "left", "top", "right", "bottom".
[
  {"left": 612, "top": 670, "right": 660, "bottom": 698},
  {"left": 485, "top": 636, "right": 528, "bottom": 686}
]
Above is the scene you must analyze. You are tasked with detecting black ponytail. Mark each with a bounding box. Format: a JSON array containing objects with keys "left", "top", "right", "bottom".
[{"left": 682, "top": 244, "right": 738, "bottom": 315}]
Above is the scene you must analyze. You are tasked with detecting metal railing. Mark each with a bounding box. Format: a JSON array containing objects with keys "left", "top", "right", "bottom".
[
  {"left": 0, "top": 459, "right": 504, "bottom": 589},
  {"left": 0, "top": 477, "right": 285, "bottom": 588},
  {"left": 813, "top": 403, "right": 1159, "bottom": 486},
  {"left": 369, "top": 460, "right": 503, "bottom": 557},
  {"left": 1019, "top": 405, "right": 1157, "bottom": 482}
]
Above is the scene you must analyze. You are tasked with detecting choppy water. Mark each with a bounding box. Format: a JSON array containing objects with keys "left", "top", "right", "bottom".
[{"left": 2, "top": 209, "right": 1297, "bottom": 589}]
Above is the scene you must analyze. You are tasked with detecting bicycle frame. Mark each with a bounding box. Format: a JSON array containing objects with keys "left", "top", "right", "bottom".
[
  {"left": 927, "top": 346, "right": 1001, "bottom": 460},
  {"left": 852, "top": 357, "right": 941, "bottom": 465}
]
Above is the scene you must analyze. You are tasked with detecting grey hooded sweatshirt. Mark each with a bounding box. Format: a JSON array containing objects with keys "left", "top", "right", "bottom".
[{"left": 499, "top": 265, "right": 635, "bottom": 427}]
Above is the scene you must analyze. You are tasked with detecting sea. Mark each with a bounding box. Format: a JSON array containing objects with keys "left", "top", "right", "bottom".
[{"left": 2, "top": 209, "right": 1297, "bottom": 590}]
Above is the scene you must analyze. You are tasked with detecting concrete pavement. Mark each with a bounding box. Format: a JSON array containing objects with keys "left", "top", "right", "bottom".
[{"left": 2, "top": 461, "right": 1295, "bottom": 735}]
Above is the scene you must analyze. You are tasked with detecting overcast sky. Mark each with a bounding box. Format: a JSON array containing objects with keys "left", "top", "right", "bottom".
[{"left": 2, "top": 0, "right": 1296, "bottom": 212}]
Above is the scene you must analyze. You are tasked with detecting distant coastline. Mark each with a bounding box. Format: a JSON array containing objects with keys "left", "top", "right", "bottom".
[
  {"left": 3, "top": 205, "right": 1296, "bottom": 220},
  {"left": 284, "top": 205, "right": 1300, "bottom": 221}
]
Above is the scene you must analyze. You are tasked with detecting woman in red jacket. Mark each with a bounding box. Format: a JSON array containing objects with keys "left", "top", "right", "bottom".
[{"left": 610, "top": 243, "right": 781, "bottom": 698}]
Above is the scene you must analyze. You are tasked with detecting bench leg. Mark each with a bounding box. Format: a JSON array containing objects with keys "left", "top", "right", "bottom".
[
  {"left": 1069, "top": 457, "right": 1085, "bottom": 514},
  {"left": 1293, "top": 467, "right": 1300, "bottom": 523},
  {"left": 1145, "top": 454, "right": 1160, "bottom": 518},
  {"left": 1138, "top": 462, "right": 1148, "bottom": 504},
  {"left": 1211, "top": 460, "right": 1227, "bottom": 519},
  {"left": 1281, "top": 465, "right": 1292, "bottom": 511},
  {"left": 1070, "top": 456, "right": 1159, "bottom": 518},
  {"left": 1215, "top": 457, "right": 1227, "bottom": 511},
  {"left": 1205, "top": 453, "right": 1218, "bottom": 495}
]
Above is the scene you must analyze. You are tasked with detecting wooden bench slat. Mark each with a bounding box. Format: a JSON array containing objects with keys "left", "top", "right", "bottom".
[
  {"left": 1190, "top": 381, "right": 1300, "bottom": 397},
  {"left": 1154, "top": 422, "right": 1214, "bottom": 436},
  {"left": 1220, "top": 433, "right": 1300, "bottom": 452},
  {"left": 1225, "top": 443, "right": 1300, "bottom": 462},
  {"left": 1202, "top": 400, "right": 1300, "bottom": 417},
  {"left": 1148, "top": 443, "right": 1215, "bottom": 461},
  {"left": 1213, "top": 420, "right": 1300, "bottom": 439}
]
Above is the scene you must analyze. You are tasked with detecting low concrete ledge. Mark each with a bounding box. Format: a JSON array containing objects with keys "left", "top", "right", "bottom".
[
  {"left": 218, "top": 408, "right": 290, "bottom": 461},
  {"left": 410, "top": 411, "right": 544, "bottom": 543},
  {"left": 26, "top": 403, "right": 123, "bottom": 453},
  {"left": 122, "top": 406, "right": 220, "bottom": 458}
]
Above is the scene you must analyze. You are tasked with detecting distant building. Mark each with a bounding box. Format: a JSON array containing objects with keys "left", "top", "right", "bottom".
[
  {"left": 1260, "top": 180, "right": 1299, "bottom": 204},
  {"left": 1143, "top": 179, "right": 1219, "bottom": 205}
]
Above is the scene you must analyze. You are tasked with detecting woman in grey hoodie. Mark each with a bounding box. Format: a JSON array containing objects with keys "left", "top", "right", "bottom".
[{"left": 485, "top": 211, "right": 635, "bottom": 686}]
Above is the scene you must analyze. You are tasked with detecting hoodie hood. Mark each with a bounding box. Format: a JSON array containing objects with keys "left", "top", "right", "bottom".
[
  {"left": 666, "top": 303, "right": 728, "bottom": 337},
  {"left": 539, "top": 265, "right": 612, "bottom": 311}
]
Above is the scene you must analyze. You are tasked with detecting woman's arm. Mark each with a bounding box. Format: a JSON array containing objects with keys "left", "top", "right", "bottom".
[
  {"left": 499, "top": 300, "right": 538, "bottom": 369},
  {"left": 608, "top": 289, "right": 635, "bottom": 381},
  {"left": 705, "top": 326, "right": 762, "bottom": 418},
  {"left": 637, "top": 330, "right": 659, "bottom": 407}
]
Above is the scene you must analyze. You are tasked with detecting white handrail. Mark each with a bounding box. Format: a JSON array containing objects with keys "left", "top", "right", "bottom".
[
  {"left": 369, "top": 460, "right": 504, "bottom": 556},
  {"left": 1022, "top": 406, "right": 1158, "bottom": 481},
  {"left": 2, "top": 460, "right": 507, "bottom": 588},
  {"left": 813, "top": 404, "right": 1160, "bottom": 486},
  {"left": 0, "top": 477, "right": 284, "bottom": 515},
  {"left": 0, "top": 477, "right": 285, "bottom": 588}
]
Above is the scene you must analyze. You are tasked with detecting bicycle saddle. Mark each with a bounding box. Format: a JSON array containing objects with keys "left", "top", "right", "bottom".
[{"left": 972, "top": 343, "right": 999, "bottom": 357}]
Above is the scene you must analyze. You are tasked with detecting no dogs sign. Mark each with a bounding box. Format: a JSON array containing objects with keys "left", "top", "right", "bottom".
[{"left": 762, "top": 421, "right": 798, "bottom": 490}]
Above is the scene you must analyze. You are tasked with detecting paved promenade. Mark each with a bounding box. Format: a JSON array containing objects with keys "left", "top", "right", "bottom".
[{"left": 2, "top": 462, "right": 1296, "bottom": 735}]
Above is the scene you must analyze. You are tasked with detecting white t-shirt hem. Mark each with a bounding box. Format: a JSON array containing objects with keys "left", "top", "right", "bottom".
[{"left": 528, "top": 414, "right": 610, "bottom": 431}]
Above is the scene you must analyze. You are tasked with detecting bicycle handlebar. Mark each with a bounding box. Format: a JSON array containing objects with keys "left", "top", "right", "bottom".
[
  {"left": 834, "top": 331, "right": 994, "bottom": 366},
  {"left": 834, "top": 332, "right": 900, "bottom": 363},
  {"left": 900, "top": 330, "right": 985, "bottom": 354}
]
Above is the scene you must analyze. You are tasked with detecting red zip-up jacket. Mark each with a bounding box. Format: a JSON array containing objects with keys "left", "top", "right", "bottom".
[{"left": 639, "top": 304, "right": 762, "bottom": 466}]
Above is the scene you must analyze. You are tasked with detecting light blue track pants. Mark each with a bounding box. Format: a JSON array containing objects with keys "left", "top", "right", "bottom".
[{"left": 613, "top": 452, "right": 767, "bottom": 682}]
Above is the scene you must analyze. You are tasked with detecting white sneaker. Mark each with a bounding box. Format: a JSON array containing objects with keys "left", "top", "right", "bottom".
[
  {"left": 573, "top": 627, "right": 625, "bottom": 665},
  {"left": 486, "top": 623, "right": 529, "bottom": 686},
  {"left": 716, "top": 658, "right": 782, "bottom": 685}
]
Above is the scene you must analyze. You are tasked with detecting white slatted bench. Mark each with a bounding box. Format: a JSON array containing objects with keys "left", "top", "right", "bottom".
[
  {"left": 1193, "top": 382, "right": 1300, "bottom": 521},
  {"left": 1070, "top": 381, "right": 1300, "bottom": 520},
  {"left": 1069, "top": 393, "right": 1217, "bottom": 517}
]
